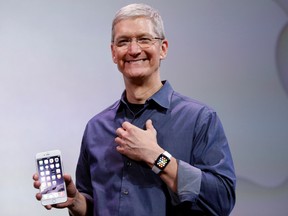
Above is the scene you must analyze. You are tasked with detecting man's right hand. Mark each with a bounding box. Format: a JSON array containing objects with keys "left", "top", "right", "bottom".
[
  {"left": 33, "top": 173, "right": 90, "bottom": 216},
  {"left": 33, "top": 173, "right": 78, "bottom": 210}
]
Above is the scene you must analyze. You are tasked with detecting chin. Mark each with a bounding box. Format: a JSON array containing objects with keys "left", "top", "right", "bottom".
[{"left": 123, "top": 67, "right": 148, "bottom": 77}]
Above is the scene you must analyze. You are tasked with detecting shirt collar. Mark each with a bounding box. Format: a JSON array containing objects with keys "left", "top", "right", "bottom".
[
  {"left": 117, "top": 80, "right": 173, "bottom": 110},
  {"left": 147, "top": 80, "right": 172, "bottom": 109}
]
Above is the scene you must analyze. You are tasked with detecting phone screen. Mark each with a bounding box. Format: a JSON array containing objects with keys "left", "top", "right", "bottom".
[{"left": 36, "top": 152, "right": 66, "bottom": 204}]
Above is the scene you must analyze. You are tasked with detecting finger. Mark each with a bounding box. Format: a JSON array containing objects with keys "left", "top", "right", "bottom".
[
  {"left": 63, "top": 173, "right": 74, "bottom": 194},
  {"left": 51, "top": 202, "right": 69, "bottom": 209},
  {"left": 116, "top": 128, "right": 126, "bottom": 138},
  {"left": 146, "top": 119, "right": 152, "bottom": 128},
  {"left": 116, "top": 145, "right": 125, "bottom": 153},
  {"left": 115, "top": 136, "right": 121, "bottom": 144},
  {"left": 115, "top": 136, "right": 125, "bottom": 146},
  {"left": 62, "top": 174, "right": 78, "bottom": 199},
  {"left": 32, "top": 173, "right": 39, "bottom": 181},
  {"left": 63, "top": 174, "right": 72, "bottom": 183},
  {"left": 44, "top": 205, "right": 52, "bottom": 210},
  {"left": 146, "top": 119, "right": 156, "bottom": 133},
  {"left": 122, "top": 121, "right": 132, "bottom": 130},
  {"left": 35, "top": 192, "right": 42, "bottom": 201},
  {"left": 115, "top": 127, "right": 124, "bottom": 137},
  {"left": 33, "top": 180, "right": 41, "bottom": 189}
]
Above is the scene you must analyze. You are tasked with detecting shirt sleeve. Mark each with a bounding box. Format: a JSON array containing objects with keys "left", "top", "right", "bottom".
[
  {"left": 75, "top": 126, "right": 94, "bottom": 201},
  {"left": 168, "top": 160, "right": 202, "bottom": 205},
  {"left": 170, "top": 109, "right": 236, "bottom": 215}
]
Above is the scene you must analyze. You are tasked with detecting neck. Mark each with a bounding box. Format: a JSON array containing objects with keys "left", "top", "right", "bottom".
[{"left": 124, "top": 78, "right": 163, "bottom": 104}]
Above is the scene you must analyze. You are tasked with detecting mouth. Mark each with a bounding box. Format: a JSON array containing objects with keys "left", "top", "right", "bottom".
[{"left": 125, "top": 59, "right": 148, "bottom": 64}]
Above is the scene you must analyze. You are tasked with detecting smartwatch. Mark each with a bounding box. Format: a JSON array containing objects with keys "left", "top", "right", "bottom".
[{"left": 152, "top": 151, "right": 171, "bottom": 174}]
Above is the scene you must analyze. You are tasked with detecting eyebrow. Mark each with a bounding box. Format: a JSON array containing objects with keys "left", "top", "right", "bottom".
[{"left": 114, "top": 33, "right": 153, "bottom": 41}]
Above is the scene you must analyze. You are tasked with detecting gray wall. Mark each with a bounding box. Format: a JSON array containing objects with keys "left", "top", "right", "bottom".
[{"left": 0, "top": 1, "right": 287, "bottom": 215}]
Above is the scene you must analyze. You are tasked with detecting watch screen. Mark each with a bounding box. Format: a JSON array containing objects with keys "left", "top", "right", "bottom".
[{"left": 156, "top": 155, "right": 169, "bottom": 169}]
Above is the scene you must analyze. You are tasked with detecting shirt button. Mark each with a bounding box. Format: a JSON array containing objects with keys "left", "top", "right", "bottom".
[{"left": 126, "top": 161, "right": 132, "bottom": 167}]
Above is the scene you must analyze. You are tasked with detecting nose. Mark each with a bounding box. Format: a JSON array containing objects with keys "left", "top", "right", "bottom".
[{"left": 127, "top": 39, "right": 141, "bottom": 54}]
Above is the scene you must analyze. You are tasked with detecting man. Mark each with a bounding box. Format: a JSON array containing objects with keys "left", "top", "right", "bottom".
[{"left": 33, "top": 3, "right": 236, "bottom": 215}]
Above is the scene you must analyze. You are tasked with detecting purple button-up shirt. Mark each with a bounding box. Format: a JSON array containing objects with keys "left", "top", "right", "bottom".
[{"left": 75, "top": 81, "right": 236, "bottom": 216}]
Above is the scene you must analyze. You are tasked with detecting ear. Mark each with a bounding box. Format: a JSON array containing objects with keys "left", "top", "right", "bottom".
[
  {"left": 160, "top": 39, "right": 168, "bottom": 60},
  {"left": 111, "top": 44, "right": 117, "bottom": 64}
]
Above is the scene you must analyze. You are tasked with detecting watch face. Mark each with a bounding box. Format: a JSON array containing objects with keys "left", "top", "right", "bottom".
[{"left": 156, "top": 154, "right": 170, "bottom": 169}]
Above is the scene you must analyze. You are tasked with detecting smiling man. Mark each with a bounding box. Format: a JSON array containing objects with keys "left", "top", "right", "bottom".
[
  {"left": 111, "top": 15, "right": 168, "bottom": 104},
  {"left": 33, "top": 3, "right": 236, "bottom": 216}
]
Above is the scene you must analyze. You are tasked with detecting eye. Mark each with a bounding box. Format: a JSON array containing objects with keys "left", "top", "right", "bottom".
[
  {"left": 116, "top": 39, "right": 130, "bottom": 47},
  {"left": 137, "top": 37, "right": 152, "bottom": 44}
]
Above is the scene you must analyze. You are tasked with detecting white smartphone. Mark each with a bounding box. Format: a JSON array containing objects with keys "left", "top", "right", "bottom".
[{"left": 35, "top": 149, "right": 67, "bottom": 206}]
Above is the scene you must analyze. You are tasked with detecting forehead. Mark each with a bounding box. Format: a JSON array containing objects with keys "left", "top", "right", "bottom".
[{"left": 113, "top": 17, "right": 155, "bottom": 39}]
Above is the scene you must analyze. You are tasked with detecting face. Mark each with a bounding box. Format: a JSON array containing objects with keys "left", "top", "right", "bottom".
[{"left": 111, "top": 18, "right": 168, "bottom": 81}]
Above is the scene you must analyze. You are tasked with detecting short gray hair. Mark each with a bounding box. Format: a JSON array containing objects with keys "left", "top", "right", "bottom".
[{"left": 111, "top": 3, "right": 165, "bottom": 42}]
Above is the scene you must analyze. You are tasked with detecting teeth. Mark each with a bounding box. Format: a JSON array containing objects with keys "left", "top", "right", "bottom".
[{"left": 127, "top": 59, "right": 144, "bottom": 63}]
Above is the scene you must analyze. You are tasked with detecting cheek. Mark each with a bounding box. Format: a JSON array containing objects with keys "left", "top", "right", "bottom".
[
  {"left": 113, "top": 54, "right": 122, "bottom": 65},
  {"left": 114, "top": 57, "right": 125, "bottom": 72},
  {"left": 113, "top": 50, "right": 125, "bottom": 64},
  {"left": 114, "top": 57, "right": 124, "bottom": 67}
]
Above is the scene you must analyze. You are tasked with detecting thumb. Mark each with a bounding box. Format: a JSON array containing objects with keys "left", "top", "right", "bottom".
[
  {"left": 63, "top": 174, "right": 77, "bottom": 197},
  {"left": 146, "top": 119, "right": 156, "bottom": 134},
  {"left": 63, "top": 174, "right": 73, "bottom": 185}
]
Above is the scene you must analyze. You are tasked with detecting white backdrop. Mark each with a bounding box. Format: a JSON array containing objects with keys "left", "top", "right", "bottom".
[{"left": 0, "top": 1, "right": 287, "bottom": 215}]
